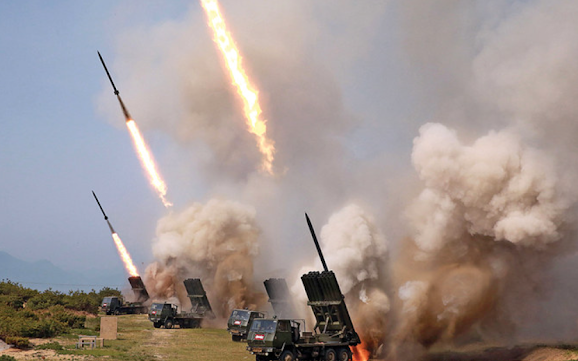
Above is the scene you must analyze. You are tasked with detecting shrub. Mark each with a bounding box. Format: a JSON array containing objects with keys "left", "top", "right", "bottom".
[
  {"left": 35, "top": 341, "right": 63, "bottom": 351},
  {"left": 5, "top": 336, "right": 30, "bottom": 349},
  {"left": 27, "top": 290, "right": 64, "bottom": 310},
  {"left": 0, "top": 355, "right": 17, "bottom": 361}
]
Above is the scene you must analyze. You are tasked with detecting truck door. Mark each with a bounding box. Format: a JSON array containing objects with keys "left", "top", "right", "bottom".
[{"left": 276, "top": 320, "right": 293, "bottom": 345}]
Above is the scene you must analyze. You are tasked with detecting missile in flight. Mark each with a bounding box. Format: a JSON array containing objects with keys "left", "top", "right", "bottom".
[
  {"left": 92, "top": 190, "right": 116, "bottom": 234},
  {"left": 97, "top": 51, "right": 132, "bottom": 121}
]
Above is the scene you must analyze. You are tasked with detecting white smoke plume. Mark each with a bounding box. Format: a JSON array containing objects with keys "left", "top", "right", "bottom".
[
  {"left": 409, "top": 122, "right": 565, "bottom": 254},
  {"left": 389, "top": 123, "right": 573, "bottom": 358},
  {"left": 144, "top": 199, "right": 266, "bottom": 320}
]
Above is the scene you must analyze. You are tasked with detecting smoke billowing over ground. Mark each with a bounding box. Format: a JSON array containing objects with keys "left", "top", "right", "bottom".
[
  {"left": 97, "top": 0, "right": 578, "bottom": 358},
  {"left": 144, "top": 199, "right": 266, "bottom": 319}
]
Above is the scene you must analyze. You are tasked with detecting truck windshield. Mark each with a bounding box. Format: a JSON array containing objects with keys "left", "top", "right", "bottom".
[
  {"left": 101, "top": 297, "right": 112, "bottom": 305},
  {"left": 250, "top": 320, "right": 277, "bottom": 333},
  {"left": 231, "top": 310, "right": 250, "bottom": 321},
  {"left": 150, "top": 303, "right": 164, "bottom": 311}
]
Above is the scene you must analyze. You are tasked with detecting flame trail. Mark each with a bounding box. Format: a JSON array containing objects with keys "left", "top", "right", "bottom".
[
  {"left": 92, "top": 191, "right": 140, "bottom": 277},
  {"left": 97, "top": 52, "right": 172, "bottom": 208},
  {"left": 111, "top": 230, "right": 139, "bottom": 277},
  {"left": 126, "top": 119, "right": 172, "bottom": 208},
  {"left": 200, "top": 0, "right": 276, "bottom": 174}
]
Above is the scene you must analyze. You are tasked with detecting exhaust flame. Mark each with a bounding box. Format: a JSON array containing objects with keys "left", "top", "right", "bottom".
[
  {"left": 200, "top": 0, "right": 276, "bottom": 175},
  {"left": 126, "top": 119, "right": 172, "bottom": 207},
  {"left": 351, "top": 342, "right": 371, "bottom": 361},
  {"left": 111, "top": 232, "right": 139, "bottom": 277}
]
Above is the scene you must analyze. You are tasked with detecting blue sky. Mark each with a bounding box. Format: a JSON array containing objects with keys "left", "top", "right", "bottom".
[{"left": 0, "top": 2, "right": 197, "bottom": 278}]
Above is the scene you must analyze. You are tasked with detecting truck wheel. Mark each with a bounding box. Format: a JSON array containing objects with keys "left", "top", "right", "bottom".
[
  {"left": 153, "top": 322, "right": 161, "bottom": 328},
  {"left": 337, "top": 348, "right": 352, "bottom": 361},
  {"left": 165, "top": 320, "right": 173, "bottom": 329},
  {"left": 324, "top": 348, "right": 337, "bottom": 361},
  {"left": 279, "top": 350, "right": 295, "bottom": 361},
  {"left": 114, "top": 309, "right": 120, "bottom": 315},
  {"left": 232, "top": 334, "right": 242, "bottom": 342}
]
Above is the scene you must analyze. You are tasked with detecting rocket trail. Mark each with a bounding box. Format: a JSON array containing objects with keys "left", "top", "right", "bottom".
[
  {"left": 97, "top": 52, "right": 172, "bottom": 208},
  {"left": 200, "top": 0, "right": 277, "bottom": 175},
  {"left": 92, "top": 191, "right": 139, "bottom": 277}
]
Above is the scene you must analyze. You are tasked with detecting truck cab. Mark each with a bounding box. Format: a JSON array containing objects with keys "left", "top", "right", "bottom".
[
  {"left": 246, "top": 319, "right": 302, "bottom": 360},
  {"left": 148, "top": 302, "right": 177, "bottom": 328},
  {"left": 101, "top": 296, "right": 122, "bottom": 315},
  {"left": 227, "top": 309, "right": 266, "bottom": 341}
]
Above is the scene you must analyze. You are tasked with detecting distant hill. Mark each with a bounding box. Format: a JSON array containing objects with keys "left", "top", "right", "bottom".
[{"left": 0, "top": 251, "right": 126, "bottom": 292}]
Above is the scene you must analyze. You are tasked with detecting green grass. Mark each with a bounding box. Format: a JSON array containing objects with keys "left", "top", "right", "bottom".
[{"left": 46, "top": 314, "right": 251, "bottom": 361}]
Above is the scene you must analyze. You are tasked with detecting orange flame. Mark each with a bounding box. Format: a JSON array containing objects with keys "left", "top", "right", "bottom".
[
  {"left": 111, "top": 232, "right": 139, "bottom": 277},
  {"left": 126, "top": 119, "right": 172, "bottom": 207},
  {"left": 200, "top": 0, "right": 276, "bottom": 174},
  {"left": 351, "top": 341, "right": 371, "bottom": 361}
]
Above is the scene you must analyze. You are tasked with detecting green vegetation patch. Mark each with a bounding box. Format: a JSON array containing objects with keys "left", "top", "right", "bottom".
[
  {"left": 35, "top": 341, "right": 64, "bottom": 350},
  {"left": 0, "top": 280, "right": 120, "bottom": 341}
]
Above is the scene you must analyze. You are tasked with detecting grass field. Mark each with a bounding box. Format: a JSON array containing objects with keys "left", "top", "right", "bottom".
[
  {"left": 4, "top": 315, "right": 578, "bottom": 361},
  {"left": 3, "top": 314, "right": 252, "bottom": 361}
]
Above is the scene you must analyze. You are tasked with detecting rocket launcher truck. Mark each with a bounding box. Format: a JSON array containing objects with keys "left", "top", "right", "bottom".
[
  {"left": 227, "top": 278, "right": 295, "bottom": 342},
  {"left": 101, "top": 276, "right": 149, "bottom": 315},
  {"left": 148, "top": 278, "right": 215, "bottom": 329},
  {"left": 245, "top": 214, "right": 360, "bottom": 361}
]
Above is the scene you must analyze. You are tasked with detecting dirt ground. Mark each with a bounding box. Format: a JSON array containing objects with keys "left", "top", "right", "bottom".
[
  {"left": 422, "top": 344, "right": 578, "bottom": 361},
  {"left": 1, "top": 338, "right": 88, "bottom": 360}
]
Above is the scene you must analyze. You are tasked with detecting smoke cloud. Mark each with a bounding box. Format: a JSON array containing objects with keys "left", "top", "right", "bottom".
[
  {"left": 144, "top": 199, "right": 265, "bottom": 320},
  {"left": 388, "top": 123, "right": 573, "bottom": 358}
]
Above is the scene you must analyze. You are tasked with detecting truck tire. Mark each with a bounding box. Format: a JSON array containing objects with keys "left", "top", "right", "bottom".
[
  {"left": 165, "top": 320, "right": 173, "bottom": 329},
  {"left": 279, "top": 350, "right": 295, "bottom": 361},
  {"left": 337, "top": 348, "right": 352, "bottom": 361},
  {"left": 232, "top": 334, "right": 242, "bottom": 342},
  {"left": 114, "top": 309, "right": 120, "bottom": 315},
  {"left": 324, "top": 348, "right": 337, "bottom": 361},
  {"left": 153, "top": 322, "right": 161, "bottom": 328}
]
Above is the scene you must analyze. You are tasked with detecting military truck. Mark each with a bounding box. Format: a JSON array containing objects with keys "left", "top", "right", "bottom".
[
  {"left": 245, "top": 214, "right": 360, "bottom": 361},
  {"left": 227, "top": 309, "right": 266, "bottom": 341},
  {"left": 228, "top": 278, "right": 296, "bottom": 342},
  {"left": 101, "top": 276, "right": 149, "bottom": 315},
  {"left": 148, "top": 278, "right": 214, "bottom": 329},
  {"left": 101, "top": 296, "right": 147, "bottom": 315},
  {"left": 246, "top": 271, "right": 359, "bottom": 361}
]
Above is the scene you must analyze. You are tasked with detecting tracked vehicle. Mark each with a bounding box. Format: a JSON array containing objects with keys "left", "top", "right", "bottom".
[
  {"left": 245, "top": 214, "right": 360, "bottom": 361},
  {"left": 149, "top": 278, "right": 214, "bottom": 329}
]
